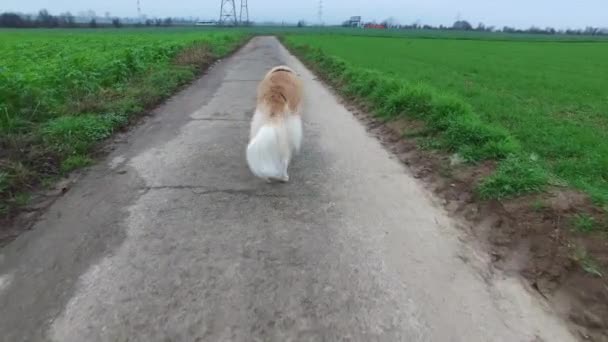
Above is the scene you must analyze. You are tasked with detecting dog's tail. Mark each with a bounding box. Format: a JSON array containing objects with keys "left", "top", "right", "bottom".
[{"left": 246, "top": 115, "right": 301, "bottom": 182}]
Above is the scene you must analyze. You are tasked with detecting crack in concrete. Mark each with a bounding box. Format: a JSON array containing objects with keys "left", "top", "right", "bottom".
[
  {"left": 139, "top": 185, "right": 312, "bottom": 198},
  {"left": 190, "top": 118, "right": 249, "bottom": 122},
  {"left": 222, "top": 79, "right": 260, "bottom": 82}
]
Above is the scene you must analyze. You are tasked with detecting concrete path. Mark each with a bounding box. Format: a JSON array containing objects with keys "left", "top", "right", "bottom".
[{"left": 0, "top": 37, "right": 574, "bottom": 341}]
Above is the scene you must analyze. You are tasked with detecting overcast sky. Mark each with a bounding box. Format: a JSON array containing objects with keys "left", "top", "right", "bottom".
[{"left": 2, "top": 0, "right": 607, "bottom": 29}]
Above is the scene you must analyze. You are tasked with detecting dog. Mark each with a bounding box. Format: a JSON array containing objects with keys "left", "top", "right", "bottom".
[{"left": 246, "top": 65, "right": 303, "bottom": 183}]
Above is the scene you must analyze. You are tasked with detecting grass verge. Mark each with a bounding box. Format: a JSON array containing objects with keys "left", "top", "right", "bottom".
[
  {"left": 0, "top": 32, "right": 249, "bottom": 218},
  {"left": 283, "top": 35, "right": 608, "bottom": 206},
  {"left": 284, "top": 40, "right": 548, "bottom": 199}
]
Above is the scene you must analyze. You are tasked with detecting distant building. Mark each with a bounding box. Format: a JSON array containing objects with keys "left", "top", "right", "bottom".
[
  {"left": 345, "top": 16, "right": 362, "bottom": 28},
  {"left": 364, "top": 23, "right": 386, "bottom": 29},
  {"left": 195, "top": 20, "right": 217, "bottom": 26}
]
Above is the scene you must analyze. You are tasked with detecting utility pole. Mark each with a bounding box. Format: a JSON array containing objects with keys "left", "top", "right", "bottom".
[
  {"left": 239, "top": 0, "right": 249, "bottom": 25},
  {"left": 136, "top": 0, "right": 142, "bottom": 21},
  {"left": 318, "top": 0, "right": 323, "bottom": 26},
  {"left": 219, "top": 0, "right": 238, "bottom": 26}
]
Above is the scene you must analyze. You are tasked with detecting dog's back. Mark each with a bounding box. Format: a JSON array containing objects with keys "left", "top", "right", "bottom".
[
  {"left": 257, "top": 66, "right": 302, "bottom": 118},
  {"left": 246, "top": 66, "right": 303, "bottom": 182}
]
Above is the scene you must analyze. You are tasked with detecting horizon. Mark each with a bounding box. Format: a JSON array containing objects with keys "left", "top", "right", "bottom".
[{"left": 2, "top": 0, "right": 607, "bottom": 30}]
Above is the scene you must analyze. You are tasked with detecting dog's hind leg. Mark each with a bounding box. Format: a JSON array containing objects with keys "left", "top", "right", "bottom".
[
  {"left": 267, "top": 159, "right": 289, "bottom": 183},
  {"left": 286, "top": 115, "right": 302, "bottom": 155},
  {"left": 281, "top": 160, "right": 290, "bottom": 182}
]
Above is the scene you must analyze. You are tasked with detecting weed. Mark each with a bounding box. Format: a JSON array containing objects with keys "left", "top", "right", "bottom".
[
  {"left": 173, "top": 45, "right": 213, "bottom": 67},
  {"left": 12, "top": 193, "right": 30, "bottom": 207},
  {"left": 0, "top": 172, "right": 9, "bottom": 194},
  {"left": 42, "top": 114, "right": 127, "bottom": 154},
  {"left": 418, "top": 137, "right": 443, "bottom": 151},
  {"left": 61, "top": 155, "right": 93, "bottom": 173},
  {"left": 532, "top": 199, "right": 546, "bottom": 212},
  {"left": 442, "top": 115, "right": 519, "bottom": 161},
  {"left": 572, "top": 214, "right": 597, "bottom": 233},
  {"left": 477, "top": 155, "right": 548, "bottom": 199},
  {"left": 438, "top": 165, "right": 454, "bottom": 179},
  {"left": 401, "top": 127, "right": 435, "bottom": 138},
  {"left": 572, "top": 247, "right": 604, "bottom": 278},
  {"left": 381, "top": 84, "right": 435, "bottom": 119}
]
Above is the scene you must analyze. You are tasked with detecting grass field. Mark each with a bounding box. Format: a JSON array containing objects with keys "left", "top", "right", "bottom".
[
  {"left": 0, "top": 28, "right": 248, "bottom": 215},
  {"left": 248, "top": 26, "right": 608, "bottom": 42},
  {"left": 2, "top": 27, "right": 607, "bottom": 215},
  {"left": 284, "top": 34, "right": 608, "bottom": 204}
]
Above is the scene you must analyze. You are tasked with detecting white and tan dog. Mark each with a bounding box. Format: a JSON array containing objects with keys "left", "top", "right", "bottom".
[{"left": 246, "top": 65, "right": 303, "bottom": 182}]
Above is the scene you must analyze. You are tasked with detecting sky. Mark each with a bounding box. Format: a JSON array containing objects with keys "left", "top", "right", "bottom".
[{"left": 2, "top": 0, "right": 607, "bottom": 29}]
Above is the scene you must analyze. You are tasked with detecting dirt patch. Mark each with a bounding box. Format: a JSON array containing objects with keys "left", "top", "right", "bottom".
[
  {"left": 173, "top": 45, "right": 214, "bottom": 68},
  {"left": 339, "top": 95, "right": 608, "bottom": 340}
]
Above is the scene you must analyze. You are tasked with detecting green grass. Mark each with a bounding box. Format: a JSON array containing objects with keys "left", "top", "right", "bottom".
[
  {"left": 43, "top": 113, "right": 128, "bottom": 154},
  {"left": 478, "top": 155, "right": 549, "bottom": 199},
  {"left": 284, "top": 34, "right": 608, "bottom": 203},
  {"left": 572, "top": 214, "right": 599, "bottom": 233},
  {"left": 572, "top": 247, "right": 604, "bottom": 277},
  {"left": 60, "top": 155, "right": 93, "bottom": 173},
  {"left": 532, "top": 199, "right": 547, "bottom": 212},
  {"left": 250, "top": 26, "right": 608, "bottom": 42},
  {"left": 0, "top": 28, "right": 249, "bottom": 217}
]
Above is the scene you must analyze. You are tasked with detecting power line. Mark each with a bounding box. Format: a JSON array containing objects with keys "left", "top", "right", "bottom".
[
  {"left": 318, "top": 0, "right": 323, "bottom": 25},
  {"left": 239, "top": 0, "right": 249, "bottom": 25},
  {"left": 219, "top": 0, "right": 238, "bottom": 26}
]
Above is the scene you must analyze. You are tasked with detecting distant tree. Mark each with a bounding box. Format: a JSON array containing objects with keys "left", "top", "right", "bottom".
[
  {"left": 37, "top": 9, "right": 59, "bottom": 27},
  {"left": 163, "top": 17, "right": 173, "bottom": 26},
  {"left": 155, "top": 18, "right": 162, "bottom": 26},
  {"left": 297, "top": 20, "right": 306, "bottom": 27},
  {"left": 452, "top": 20, "right": 472, "bottom": 30},
  {"left": 381, "top": 17, "right": 399, "bottom": 28},
  {"left": 112, "top": 17, "right": 122, "bottom": 28},
  {"left": 0, "top": 12, "right": 27, "bottom": 27},
  {"left": 89, "top": 18, "right": 97, "bottom": 28},
  {"left": 526, "top": 26, "right": 548, "bottom": 34},
  {"left": 86, "top": 10, "right": 96, "bottom": 20},
  {"left": 59, "top": 12, "right": 76, "bottom": 27},
  {"left": 584, "top": 26, "right": 599, "bottom": 35},
  {"left": 145, "top": 19, "right": 153, "bottom": 26},
  {"left": 37, "top": 9, "right": 51, "bottom": 23}
]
